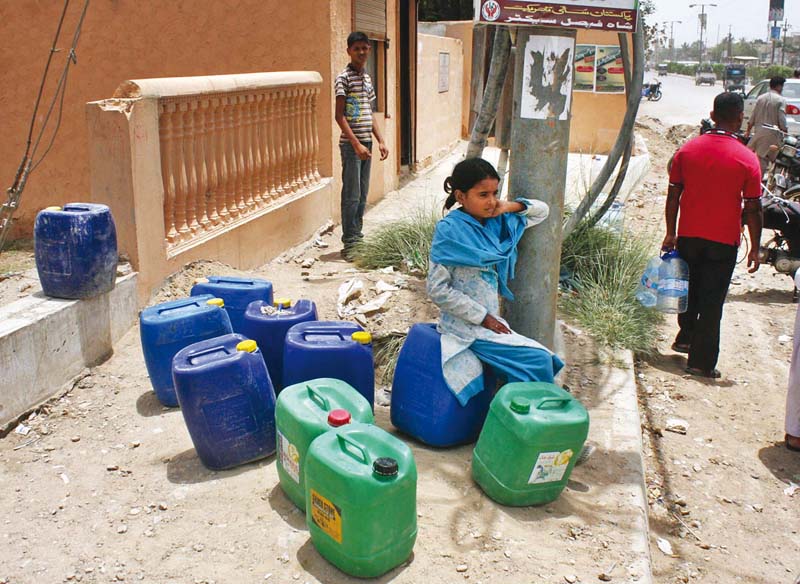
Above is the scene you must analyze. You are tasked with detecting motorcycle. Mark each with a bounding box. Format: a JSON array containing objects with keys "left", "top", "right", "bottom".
[
  {"left": 641, "top": 81, "right": 662, "bottom": 101},
  {"left": 759, "top": 189, "right": 800, "bottom": 301},
  {"left": 761, "top": 124, "right": 800, "bottom": 200}
]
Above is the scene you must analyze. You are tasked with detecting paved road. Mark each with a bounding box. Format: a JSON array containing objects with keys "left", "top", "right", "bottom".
[{"left": 638, "top": 74, "right": 746, "bottom": 127}]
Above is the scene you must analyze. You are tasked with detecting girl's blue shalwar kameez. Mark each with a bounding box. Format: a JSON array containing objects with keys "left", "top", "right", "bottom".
[{"left": 427, "top": 198, "right": 565, "bottom": 406}]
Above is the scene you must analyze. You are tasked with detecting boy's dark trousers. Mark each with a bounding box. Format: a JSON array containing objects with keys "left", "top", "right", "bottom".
[
  {"left": 674, "top": 236, "right": 738, "bottom": 372},
  {"left": 340, "top": 141, "right": 372, "bottom": 250}
]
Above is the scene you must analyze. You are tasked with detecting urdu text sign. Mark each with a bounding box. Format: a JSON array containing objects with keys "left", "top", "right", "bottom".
[{"left": 475, "top": 0, "right": 639, "bottom": 32}]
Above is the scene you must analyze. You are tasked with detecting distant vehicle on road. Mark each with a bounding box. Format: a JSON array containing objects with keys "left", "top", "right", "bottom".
[
  {"left": 658, "top": 63, "right": 668, "bottom": 76},
  {"left": 743, "top": 78, "right": 800, "bottom": 136},
  {"left": 695, "top": 64, "right": 717, "bottom": 86},
  {"left": 723, "top": 64, "right": 747, "bottom": 93}
]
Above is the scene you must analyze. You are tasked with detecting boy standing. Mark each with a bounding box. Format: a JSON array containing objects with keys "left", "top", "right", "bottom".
[{"left": 334, "top": 31, "right": 389, "bottom": 260}]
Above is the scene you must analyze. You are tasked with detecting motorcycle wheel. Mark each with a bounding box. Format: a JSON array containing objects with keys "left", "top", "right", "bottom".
[
  {"left": 651, "top": 89, "right": 663, "bottom": 102},
  {"left": 784, "top": 184, "right": 800, "bottom": 201}
]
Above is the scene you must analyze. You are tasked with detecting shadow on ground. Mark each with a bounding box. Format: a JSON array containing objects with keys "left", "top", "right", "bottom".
[
  {"left": 136, "top": 391, "right": 175, "bottom": 417},
  {"left": 267, "top": 483, "right": 307, "bottom": 530},
  {"left": 757, "top": 443, "right": 800, "bottom": 485},
  {"left": 296, "top": 539, "right": 414, "bottom": 583},
  {"left": 166, "top": 448, "right": 273, "bottom": 484}
]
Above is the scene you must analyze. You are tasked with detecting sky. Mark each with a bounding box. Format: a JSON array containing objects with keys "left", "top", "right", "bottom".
[{"left": 649, "top": 0, "right": 800, "bottom": 47}]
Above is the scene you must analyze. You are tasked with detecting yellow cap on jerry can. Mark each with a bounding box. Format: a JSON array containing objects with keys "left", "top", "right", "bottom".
[
  {"left": 206, "top": 298, "right": 225, "bottom": 307},
  {"left": 273, "top": 298, "right": 292, "bottom": 308},
  {"left": 351, "top": 331, "right": 372, "bottom": 344},
  {"left": 236, "top": 340, "right": 258, "bottom": 353}
]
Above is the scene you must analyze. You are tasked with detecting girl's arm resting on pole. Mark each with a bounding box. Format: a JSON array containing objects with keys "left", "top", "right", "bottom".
[
  {"left": 427, "top": 263, "right": 488, "bottom": 325},
  {"left": 512, "top": 198, "right": 549, "bottom": 227}
]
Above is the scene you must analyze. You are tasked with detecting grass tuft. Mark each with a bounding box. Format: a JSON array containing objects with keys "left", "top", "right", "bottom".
[
  {"left": 350, "top": 211, "right": 439, "bottom": 273},
  {"left": 373, "top": 331, "right": 407, "bottom": 385},
  {"left": 560, "top": 224, "right": 662, "bottom": 352}
]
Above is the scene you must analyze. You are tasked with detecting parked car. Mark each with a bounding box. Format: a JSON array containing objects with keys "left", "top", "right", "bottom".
[
  {"left": 657, "top": 63, "right": 668, "bottom": 76},
  {"left": 743, "top": 78, "right": 800, "bottom": 136},
  {"left": 695, "top": 64, "right": 717, "bottom": 86}
]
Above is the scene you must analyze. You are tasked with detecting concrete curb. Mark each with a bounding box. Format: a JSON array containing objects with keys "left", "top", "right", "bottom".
[
  {"left": 0, "top": 273, "right": 138, "bottom": 429},
  {"left": 557, "top": 322, "right": 653, "bottom": 583},
  {"left": 611, "top": 349, "right": 653, "bottom": 584}
]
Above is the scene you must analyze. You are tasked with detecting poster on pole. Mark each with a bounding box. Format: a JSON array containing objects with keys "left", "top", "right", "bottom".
[
  {"left": 574, "top": 45, "right": 596, "bottom": 91},
  {"left": 769, "top": 0, "right": 785, "bottom": 22},
  {"left": 594, "top": 45, "right": 626, "bottom": 93},
  {"left": 475, "top": 0, "right": 639, "bottom": 32},
  {"left": 520, "top": 35, "right": 574, "bottom": 120}
]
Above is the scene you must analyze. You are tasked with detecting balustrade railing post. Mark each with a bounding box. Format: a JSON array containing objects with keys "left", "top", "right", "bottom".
[
  {"left": 202, "top": 98, "right": 221, "bottom": 225},
  {"left": 159, "top": 103, "right": 179, "bottom": 243},
  {"left": 194, "top": 101, "right": 211, "bottom": 229},
  {"left": 311, "top": 87, "right": 321, "bottom": 181}
]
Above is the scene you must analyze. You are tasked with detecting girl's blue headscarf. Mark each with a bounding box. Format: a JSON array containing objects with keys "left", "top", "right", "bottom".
[{"left": 430, "top": 208, "right": 528, "bottom": 299}]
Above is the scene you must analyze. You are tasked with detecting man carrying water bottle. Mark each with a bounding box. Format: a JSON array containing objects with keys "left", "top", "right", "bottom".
[{"left": 662, "top": 92, "right": 762, "bottom": 379}]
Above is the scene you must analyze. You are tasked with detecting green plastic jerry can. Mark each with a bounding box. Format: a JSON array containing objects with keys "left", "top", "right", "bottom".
[
  {"left": 275, "top": 378, "right": 374, "bottom": 510},
  {"left": 305, "top": 423, "right": 417, "bottom": 578},
  {"left": 472, "top": 382, "right": 589, "bottom": 506}
]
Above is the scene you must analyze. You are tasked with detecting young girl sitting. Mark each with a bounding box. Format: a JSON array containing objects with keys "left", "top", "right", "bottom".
[{"left": 427, "top": 157, "right": 565, "bottom": 405}]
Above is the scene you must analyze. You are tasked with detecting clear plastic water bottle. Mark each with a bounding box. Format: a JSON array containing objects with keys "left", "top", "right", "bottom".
[
  {"left": 635, "top": 256, "right": 661, "bottom": 308},
  {"left": 656, "top": 250, "right": 689, "bottom": 314}
]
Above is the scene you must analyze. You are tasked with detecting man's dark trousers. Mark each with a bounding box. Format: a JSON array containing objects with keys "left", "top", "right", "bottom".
[
  {"left": 675, "top": 236, "right": 738, "bottom": 372},
  {"left": 340, "top": 141, "right": 372, "bottom": 251}
]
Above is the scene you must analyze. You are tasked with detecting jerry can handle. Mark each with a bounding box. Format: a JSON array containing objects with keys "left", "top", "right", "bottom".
[
  {"left": 337, "top": 434, "right": 370, "bottom": 466},
  {"left": 306, "top": 384, "right": 331, "bottom": 411},
  {"left": 536, "top": 397, "right": 572, "bottom": 410},
  {"left": 186, "top": 344, "right": 231, "bottom": 366}
]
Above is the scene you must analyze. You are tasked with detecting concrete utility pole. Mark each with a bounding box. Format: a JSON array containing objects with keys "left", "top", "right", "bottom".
[
  {"left": 504, "top": 27, "right": 576, "bottom": 348},
  {"left": 772, "top": 19, "right": 779, "bottom": 64},
  {"left": 689, "top": 3, "right": 717, "bottom": 62},
  {"left": 667, "top": 20, "right": 682, "bottom": 62}
]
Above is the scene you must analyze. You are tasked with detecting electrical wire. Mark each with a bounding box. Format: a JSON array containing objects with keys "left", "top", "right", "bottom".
[{"left": 1, "top": 0, "right": 91, "bottom": 255}]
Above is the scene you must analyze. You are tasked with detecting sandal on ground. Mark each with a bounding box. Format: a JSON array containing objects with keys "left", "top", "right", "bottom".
[
  {"left": 685, "top": 367, "right": 721, "bottom": 379},
  {"left": 671, "top": 342, "right": 690, "bottom": 354},
  {"left": 786, "top": 434, "right": 800, "bottom": 452}
]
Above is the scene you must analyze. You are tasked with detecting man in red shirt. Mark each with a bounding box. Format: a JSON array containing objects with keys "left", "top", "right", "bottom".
[{"left": 663, "top": 92, "right": 762, "bottom": 378}]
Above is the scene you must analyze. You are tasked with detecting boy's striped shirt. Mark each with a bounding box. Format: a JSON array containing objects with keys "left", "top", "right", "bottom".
[{"left": 335, "top": 63, "right": 376, "bottom": 145}]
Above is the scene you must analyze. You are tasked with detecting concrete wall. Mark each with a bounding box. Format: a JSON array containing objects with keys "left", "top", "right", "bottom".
[
  {"left": 569, "top": 29, "right": 632, "bottom": 155},
  {"left": 0, "top": 273, "right": 138, "bottom": 429},
  {"left": 415, "top": 34, "right": 464, "bottom": 168},
  {"left": 1, "top": 0, "right": 400, "bottom": 240}
]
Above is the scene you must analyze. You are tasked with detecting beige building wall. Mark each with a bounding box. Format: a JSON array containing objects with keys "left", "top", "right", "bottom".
[
  {"left": 441, "top": 22, "right": 474, "bottom": 139},
  {"left": 2, "top": 0, "right": 400, "bottom": 240},
  {"left": 415, "top": 34, "right": 464, "bottom": 168}
]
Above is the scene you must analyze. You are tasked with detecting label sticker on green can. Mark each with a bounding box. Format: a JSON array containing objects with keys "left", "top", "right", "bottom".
[
  {"left": 277, "top": 430, "right": 300, "bottom": 483},
  {"left": 310, "top": 489, "right": 342, "bottom": 543},
  {"left": 528, "top": 449, "right": 574, "bottom": 484}
]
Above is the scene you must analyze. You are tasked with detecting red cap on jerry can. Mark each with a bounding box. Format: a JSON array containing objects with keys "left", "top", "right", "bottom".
[{"left": 327, "top": 409, "right": 351, "bottom": 427}]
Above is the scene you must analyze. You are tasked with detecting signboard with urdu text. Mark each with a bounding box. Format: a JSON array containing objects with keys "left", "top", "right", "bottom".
[
  {"left": 475, "top": 0, "right": 639, "bottom": 32},
  {"left": 594, "top": 45, "right": 625, "bottom": 93}
]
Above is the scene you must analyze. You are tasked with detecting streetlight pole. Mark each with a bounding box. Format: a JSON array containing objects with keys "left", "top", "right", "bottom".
[
  {"left": 667, "top": 20, "right": 682, "bottom": 62},
  {"left": 689, "top": 3, "right": 717, "bottom": 63}
]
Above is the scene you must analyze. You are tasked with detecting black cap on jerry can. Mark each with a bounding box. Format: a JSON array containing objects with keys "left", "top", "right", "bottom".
[{"left": 373, "top": 457, "right": 399, "bottom": 477}]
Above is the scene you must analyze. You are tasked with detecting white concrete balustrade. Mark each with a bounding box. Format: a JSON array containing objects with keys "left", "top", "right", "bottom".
[
  {"left": 88, "top": 72, "right": 333, "bottom": 303},
  {"left": 114, "top": 73, "right": 322, "bottom": 250}
]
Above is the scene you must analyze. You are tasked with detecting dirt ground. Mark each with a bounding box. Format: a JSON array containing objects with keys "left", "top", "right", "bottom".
[
  {"left": 1, "top": 162, "right": 646, "bottom": 583},
  {"left": 631, "top": 117, "right": 800, "bottom": 584},
  {"left": 2, "top": 118, "right": 799, "bottom": 584}
]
